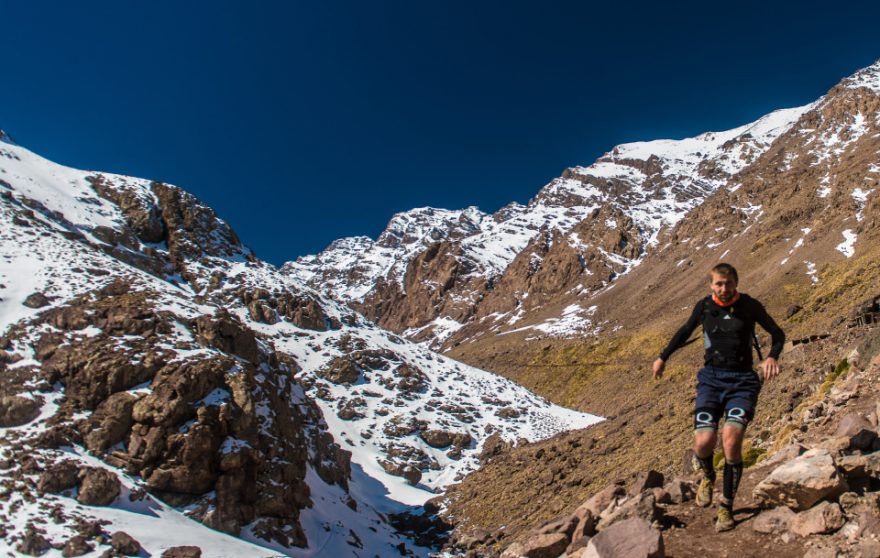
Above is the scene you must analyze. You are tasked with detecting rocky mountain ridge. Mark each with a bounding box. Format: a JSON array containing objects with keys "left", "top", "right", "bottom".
[
  {"left": 0, "top": 132, "right": 596, "bottom": 556},
  {"left": 285, "top": 101, "right": 814, "bottom": 348}
]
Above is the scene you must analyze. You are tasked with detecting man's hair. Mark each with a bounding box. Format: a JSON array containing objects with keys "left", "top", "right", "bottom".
[{"left": 710, "top": 263, "right": 739, "bottom": 283}]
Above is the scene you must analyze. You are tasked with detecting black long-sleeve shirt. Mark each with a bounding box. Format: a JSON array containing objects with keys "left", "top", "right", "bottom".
[{"left": 660, "top": 294, "right": 785, "bottom": 369}]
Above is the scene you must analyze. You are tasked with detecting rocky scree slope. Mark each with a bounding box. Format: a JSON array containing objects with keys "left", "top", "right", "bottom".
[
  {"left": 286, "top": 100, "right": 812, "bottom": 349},
  {"left": 429, "top": 60, "right": 880, "bottom": 554},
  {"left": 441, "top": 326, "right": 880, "bottom": 558},
  {"left": 0, "top": 133, "right": 597, "bottom": 556}
]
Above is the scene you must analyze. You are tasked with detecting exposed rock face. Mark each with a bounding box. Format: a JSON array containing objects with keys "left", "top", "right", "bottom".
[
  {"left": 753, "top": 449, "right": 849, "bottom": 511},
  {"left": 17, "top": 285, "right": 352, "bottom": 549}
]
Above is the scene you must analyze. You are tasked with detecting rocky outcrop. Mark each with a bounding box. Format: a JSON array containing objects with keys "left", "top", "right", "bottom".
[
  {"left": 10, "top": 284, "right": 353, "bottom": 550},
  {"left": 752, "top": 449, "right": 849, "bottom": 510}
]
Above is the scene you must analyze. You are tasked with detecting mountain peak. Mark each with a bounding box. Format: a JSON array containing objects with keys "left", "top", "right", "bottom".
[
  {"left": 0, "top": 129, "right": 17, "bottom": 145},
  {"left": 843, "top": 58, "right": 880, "bottom": 94}
]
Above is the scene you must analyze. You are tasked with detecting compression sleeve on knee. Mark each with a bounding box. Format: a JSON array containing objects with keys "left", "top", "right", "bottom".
[{"left": 694, "top": 407, "right": 721, "bottom": 432}]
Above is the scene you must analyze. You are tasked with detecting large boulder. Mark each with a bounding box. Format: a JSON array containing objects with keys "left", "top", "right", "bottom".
[
  {"left": 791, "top": 502, "right": 845, "bottom": 536},
  {"left": 584, "top": 517, "right": 664, "bottom": 558},
  {"left": 77, "top": 467, "right": 121, "bottom": 506},
  {"left": 110, "top": 531, "right": 142, "bottom": 556},
  {"left": 501, "top": 533, "right": 568, "bottom": 558},
  {"left": 596, "top": 491, "right": 658, "bottom": 531},
  {"left": 752, "top": 449, "right": 848, "bottom": 511},
  {"left": 663, "top": 478, "right": 696, "bottom": 504},
  {"left": 37, "top": 460, "right": 80, "bottom": 494},
  {"left": 835, "top": 414, "right": 878, "bottom": 451},
  {"left": 630, "top": 470, "right": 664, "bottom": 496},
  {"left": 0, "top": 394, "right": 42, "bottom": 427},
  {"left": 579, "top": 483, "right": 627, "bottom": 517},
  {"left": 751, "top": 506, "right": 796, "bottom": 534}
]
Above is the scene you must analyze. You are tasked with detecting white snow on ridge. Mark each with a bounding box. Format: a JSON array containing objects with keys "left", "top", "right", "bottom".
[
  {"left": 288, "top": 102, "right": 812, "bottom": 317},
  {"left": 845, "top": 59, "right": 880, "bottom": 94},
  {"left": 1, "top": 136, "right": 602, "bottom": 556}
]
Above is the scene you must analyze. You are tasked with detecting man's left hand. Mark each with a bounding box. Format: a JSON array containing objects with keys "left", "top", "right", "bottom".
[{"left": 762, "top": 357, "right": 779, "bottom": 381}]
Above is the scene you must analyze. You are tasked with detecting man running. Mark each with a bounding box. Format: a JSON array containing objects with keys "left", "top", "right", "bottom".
[{"left": 652, "top": 263, "right": 784, "bottom": 532}]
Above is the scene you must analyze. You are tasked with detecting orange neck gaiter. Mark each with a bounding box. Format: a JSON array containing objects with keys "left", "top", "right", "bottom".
[{"left": 713, "top": 291, "right": 740, "bottom": 308}]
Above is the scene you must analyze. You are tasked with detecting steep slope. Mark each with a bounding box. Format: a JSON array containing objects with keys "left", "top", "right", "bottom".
[
  {"left": 0, "top": 134, "right": 597, "bottom": 556},
  {"left": 433, "top": 60, "right": 880, "bottom": 553},
  {"left": 286, "top": 104, "right": 812, "bottom": 348}
]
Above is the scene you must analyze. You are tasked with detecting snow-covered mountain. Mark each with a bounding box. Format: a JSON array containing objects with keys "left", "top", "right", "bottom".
[
  {"left": 285, "top": 103, "right": 813, "bottom": 348},
  {"left": 0, "top": 133, "right": 599, "bottom": 557}
]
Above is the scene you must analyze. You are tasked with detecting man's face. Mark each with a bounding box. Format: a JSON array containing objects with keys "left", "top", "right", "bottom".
[{"left": 710, "top": 273, "right": 738, "bottom": 302}]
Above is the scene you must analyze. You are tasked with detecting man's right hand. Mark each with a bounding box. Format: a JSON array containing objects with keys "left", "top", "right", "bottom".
[{"left": 652, "top": 358, "right": 666, "bottom": 380}]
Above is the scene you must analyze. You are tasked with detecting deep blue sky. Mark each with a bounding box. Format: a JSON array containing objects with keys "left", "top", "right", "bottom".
[{"left": 4, "top": 1, "right": 880, "bottom": 266}]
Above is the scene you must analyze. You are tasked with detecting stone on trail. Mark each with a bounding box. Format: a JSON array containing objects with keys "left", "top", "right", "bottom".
[
  {"left": 751, "top": 506, "right": 796, "bottom": 534},
  {"left": 790, "top": 501, "right": 845, "bottom": 536},
  {"left": 500, "top": 533, "right": 568, "bottom": 558},
  {"left": 752, "top": 448, "right": 848, "bottom": 511},
  {"left": 835, "top": 413, "right": 878, "bottom": 451},
  {"left": 583, "top": 517, "right": 664, "bottom": 558},
  {"left": 532, "top": 514, "right": 578, "bottom": 538},
  {"left": 579, "top": 483, "right": 626, "bottom": 517},
  {"left": 595, "top": 491, "right": 658, "bottom": 531},
  {"left": 663, "top": 478, "right": 696, "bottom": 504},
  {"left": 630, "top": 470, "right": 664, "bottom": 495}
]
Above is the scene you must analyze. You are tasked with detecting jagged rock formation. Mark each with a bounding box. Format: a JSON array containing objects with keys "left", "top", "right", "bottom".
[
  {"left": 0, "top": 132, "right": 596, "bottom": 556},
  {"left": 287, "top": 100, "right": 814, "bottom": 348}
]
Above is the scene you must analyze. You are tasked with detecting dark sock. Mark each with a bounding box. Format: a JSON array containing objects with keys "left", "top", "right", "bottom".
[
  {"left": 721, "top": 461, "right": 743, "bottom": 510},
  {"left": 696, "top": 453, "right": 716, "bottom": 482}
]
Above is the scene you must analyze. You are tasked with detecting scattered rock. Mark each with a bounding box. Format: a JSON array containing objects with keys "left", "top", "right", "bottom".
[
  {"left": 751, "top": 506, "right": 796, "bottom": 534},
  {"left": 37, "top": 460, "right": 80, "bottom": 494},
  {"left": 502, "top": 533, "right": 568, "bottom": 558},
  {"left": 110, "top": 531, "right": 141, "bottom": 556},
  {"left": 317, "top": 357, "right": 361, "bottom": 385},
  {"left": 596, "top": 491, "right": 658, "bottom": 531},
  {"left": 0, "top": 394, "right": 42, "bottom": 427},
  {"left": 836, "top": 452, "right": 880, "bottom": 479},
  {"left": 663, "top": 478, "right": 695, "bottom": 504},
  {"left": 752, "top": 448, "right": 848, "bottom": 511},
  {"left": 77, "top": 467, "right": 121, "bottom": 506},
  {"left": 16, "top": 525, "right": 53, "bottom": 556},
  {"left": 835, "top": 413, "right": 878, "bottom": 451},
  {"left": 791, "top": 501, "right": 845, "bottom": 536},
  {"left": 62, "top": 535, "right": 93, "bottom": 557},
  {"left": 420, "top": 429, "right": 472, "bottom": 449},
  {"left": 23, "top": 292, "right": 50, "bottom": 308},
  {"left": 580, "top": 482, "right": 627, "bottom": 517},
  {"left": 161, "top": 546, "right": 202, "bottom": 558},
  {"left": 533, "top": 515, "right": 578, "bottom": 539},
  {"left": 630, "top": 470, "right": 664, "bottom": 496},
  {"left": 758, "top": 443, "right": 806, "bottom": 469},
  {"left": 583, "top": 517, "right": 664, "bottom": 558}
]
